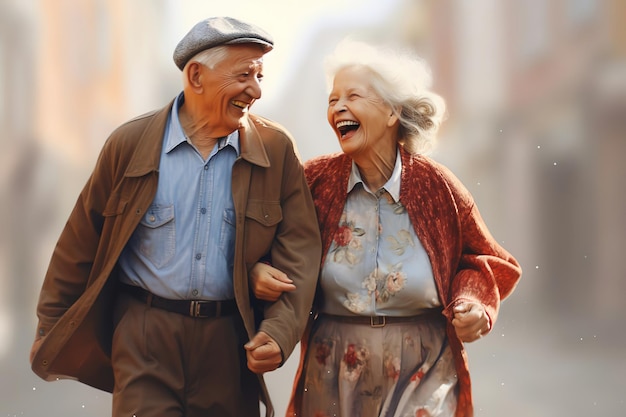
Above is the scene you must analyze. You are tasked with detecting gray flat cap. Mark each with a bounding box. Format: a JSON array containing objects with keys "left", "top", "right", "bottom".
[{"left": 173, "top": 16, "right": 274, "bottom": 70}]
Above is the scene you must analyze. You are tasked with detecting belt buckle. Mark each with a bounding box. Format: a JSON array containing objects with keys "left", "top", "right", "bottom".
[
  {"left": 370, "top": 316, "right": 385, "bottom": 327},
  {"left": 189, "top": 300, "right": 213, "bottom": 318}
]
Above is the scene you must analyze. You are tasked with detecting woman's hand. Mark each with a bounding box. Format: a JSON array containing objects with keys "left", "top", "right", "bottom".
[
  {"left": 451, "top": 302, "right": 491, "bottom": 343},
  {"left": 250, "top": 262, "right": 296, "bottom": 301}
]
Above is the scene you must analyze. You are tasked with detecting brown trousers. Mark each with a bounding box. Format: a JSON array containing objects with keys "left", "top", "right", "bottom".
[{"left": 111, "top": 293, "right": 260, "bottom": 417}]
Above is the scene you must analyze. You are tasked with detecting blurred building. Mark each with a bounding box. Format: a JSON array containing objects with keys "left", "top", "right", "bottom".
[
  {"left": 1, "top": 0, "right": 177, "bottom": 414},
  {"left": 500, "top": 0, "right": 626, "bottom": 325},
  {"left": 36, "top": 0, "right": 179, "bottom": 169},
  {"left": 1, "top": 0, "right": 172, "bottom": 343},
  {"left": 0, "top": 0, "right": 40, "bottom": 359}
]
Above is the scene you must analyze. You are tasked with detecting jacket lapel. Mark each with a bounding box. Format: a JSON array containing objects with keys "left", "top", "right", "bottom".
[
  {"left": 238, "top": 115, "right": 270, "bottom": 167},
  {"left": 125, "top": 100, "right": 174, "bottom": 178}
]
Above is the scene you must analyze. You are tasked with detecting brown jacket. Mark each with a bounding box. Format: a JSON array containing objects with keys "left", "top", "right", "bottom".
[
  {"left": 30, "top": 100, "right": 322, "bottom": 417},
  {"left": 287, "top": 148, "right": 522, "bottom": 417}
]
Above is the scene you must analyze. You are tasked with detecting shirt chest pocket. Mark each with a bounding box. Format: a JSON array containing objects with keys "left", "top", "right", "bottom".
[{"left": 132, "top": 204, "right": 176, "bottom": 268}]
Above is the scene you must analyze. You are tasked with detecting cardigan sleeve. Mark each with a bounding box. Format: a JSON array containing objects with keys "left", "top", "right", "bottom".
[{"left": 442, "top": 165, "right": 522, "bottom": 327}]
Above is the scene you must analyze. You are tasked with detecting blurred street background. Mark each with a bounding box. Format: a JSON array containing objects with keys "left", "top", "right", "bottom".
[{"left": 1, "top": 0, "right": 625, "bottom": 416}]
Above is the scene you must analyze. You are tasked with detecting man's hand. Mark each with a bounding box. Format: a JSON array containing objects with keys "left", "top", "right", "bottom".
[
  {"left": 244, "top": 331, "right": 282, "bottom": 374},
  {"left": 451, "top": 302, "right": 491, "bottom": 343},
  {"left": 249, "top": 262, "right": 295, "bottom": 302}
]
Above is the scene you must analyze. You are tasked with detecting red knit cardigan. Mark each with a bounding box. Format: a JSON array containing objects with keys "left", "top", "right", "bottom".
[{"left": 286, "top": 147, "right": 522, "bottom": 417}]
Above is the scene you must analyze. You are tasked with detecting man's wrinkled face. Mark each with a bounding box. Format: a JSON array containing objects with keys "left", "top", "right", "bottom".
[{"left": 201, "top": 45, "right": 265, "bottom": 134}]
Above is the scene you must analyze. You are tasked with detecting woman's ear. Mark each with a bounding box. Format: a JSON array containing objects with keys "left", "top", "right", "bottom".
[{"left": 387, "top": 107, "right": 400, "bottom": 127}]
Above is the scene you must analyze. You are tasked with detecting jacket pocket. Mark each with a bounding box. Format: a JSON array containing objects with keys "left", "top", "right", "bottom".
[
  {"left": 244, "top": 200, "right": 283, "bottom": 261},
  {"left": 245, "top": 200, "right": 283, "bottom": 226},
  {"left": 103, "top": 193, "right": 128, "bottom": 217}
]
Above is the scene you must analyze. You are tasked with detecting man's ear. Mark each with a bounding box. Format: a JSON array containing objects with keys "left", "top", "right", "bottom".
[{"left": 185, "top": 62, "right": 204, "bottom": 92}]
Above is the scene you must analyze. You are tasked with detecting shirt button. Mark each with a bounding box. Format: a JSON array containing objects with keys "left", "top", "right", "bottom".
[
  {"left": 200, "top": 208, "right": 206, "bottom": 214},
  {"left": 149, "top": 215, "right": 156, "bottom": 222},
  {"left": 192, "top": 289, "right": 199, "bottom": 296},
  {"left": 204, "top": 165, "right": 209, "bottom": 170},
  {"left": 195, "top": 253, "right": 202, "bottom": 260}
]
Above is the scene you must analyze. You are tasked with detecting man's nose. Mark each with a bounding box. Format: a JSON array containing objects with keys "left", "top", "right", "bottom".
[{"left": 246, "top": 78, "right": 262, "bottom": 100}]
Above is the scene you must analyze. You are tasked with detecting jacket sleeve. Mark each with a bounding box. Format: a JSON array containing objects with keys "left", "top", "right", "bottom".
[
  {"left": 443, "top": 166, "right": 522, "bottom": 328},
  {"left": 257, "top": 143, "right": 322, "bottom": 362},
  {"left": 33, "top": 140, "right": 116, "bottom": 340}
]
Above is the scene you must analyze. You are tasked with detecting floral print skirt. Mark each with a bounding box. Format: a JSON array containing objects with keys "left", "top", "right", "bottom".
[{"left": 299, "top": 313, "right": 458, "bottom": 417}]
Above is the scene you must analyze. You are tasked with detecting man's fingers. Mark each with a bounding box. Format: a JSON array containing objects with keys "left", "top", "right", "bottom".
[
  {"left": 245, "top": 332, "right": 282, "bottom": 373},
  {"left": 245, "top": 332, "right": 265, "bottom": 351},
  {"left": 245, "top": 331, "right": 275, "bottom": 351},
  {"left": 248, "top": 342, "right": 276, "bottom": 359}
]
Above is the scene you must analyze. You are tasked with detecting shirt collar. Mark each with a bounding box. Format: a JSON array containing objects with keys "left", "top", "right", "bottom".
[
  {"left": 347, "top": 148, "right": 402, "bottom": 201},
  {"left": 165, "top": 92, "right": 240, "bottom": 155}
]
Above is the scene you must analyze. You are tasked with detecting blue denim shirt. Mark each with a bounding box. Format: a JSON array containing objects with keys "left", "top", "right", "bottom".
[{"left": 118, "top": 92, "right": 239, "bottom": 300}]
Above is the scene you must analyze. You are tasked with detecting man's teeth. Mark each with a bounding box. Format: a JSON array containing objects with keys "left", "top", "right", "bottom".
[{"left": 233, "top": 101, "right": 248, "bottom": 109}]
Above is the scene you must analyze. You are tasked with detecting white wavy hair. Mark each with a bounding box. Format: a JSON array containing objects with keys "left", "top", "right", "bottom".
[{"left": 324, "top": 39, "right": 447, "bottom": 154}]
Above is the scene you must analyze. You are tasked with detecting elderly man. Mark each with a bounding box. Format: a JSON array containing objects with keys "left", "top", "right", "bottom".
[{"left": 30, "top": 16, "right": 321, "bottom": 417}]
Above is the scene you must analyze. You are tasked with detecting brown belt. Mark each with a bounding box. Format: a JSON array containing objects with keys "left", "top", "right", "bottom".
[
  {"left": 121, "top": 283, "right": 238, "bottom": 318},
  {"left": 321, "top": 309, "right": 443, "bottom": 327}
]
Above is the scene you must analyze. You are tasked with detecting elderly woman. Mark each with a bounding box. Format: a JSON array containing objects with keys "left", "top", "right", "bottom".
[{"left": 251, "top": 39, "right": 521, "bottom": 417}]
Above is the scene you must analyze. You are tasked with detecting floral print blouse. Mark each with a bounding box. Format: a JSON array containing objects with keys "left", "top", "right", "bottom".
[{"left": 320, "top": 153, "right": 442, "bottom": 316}]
